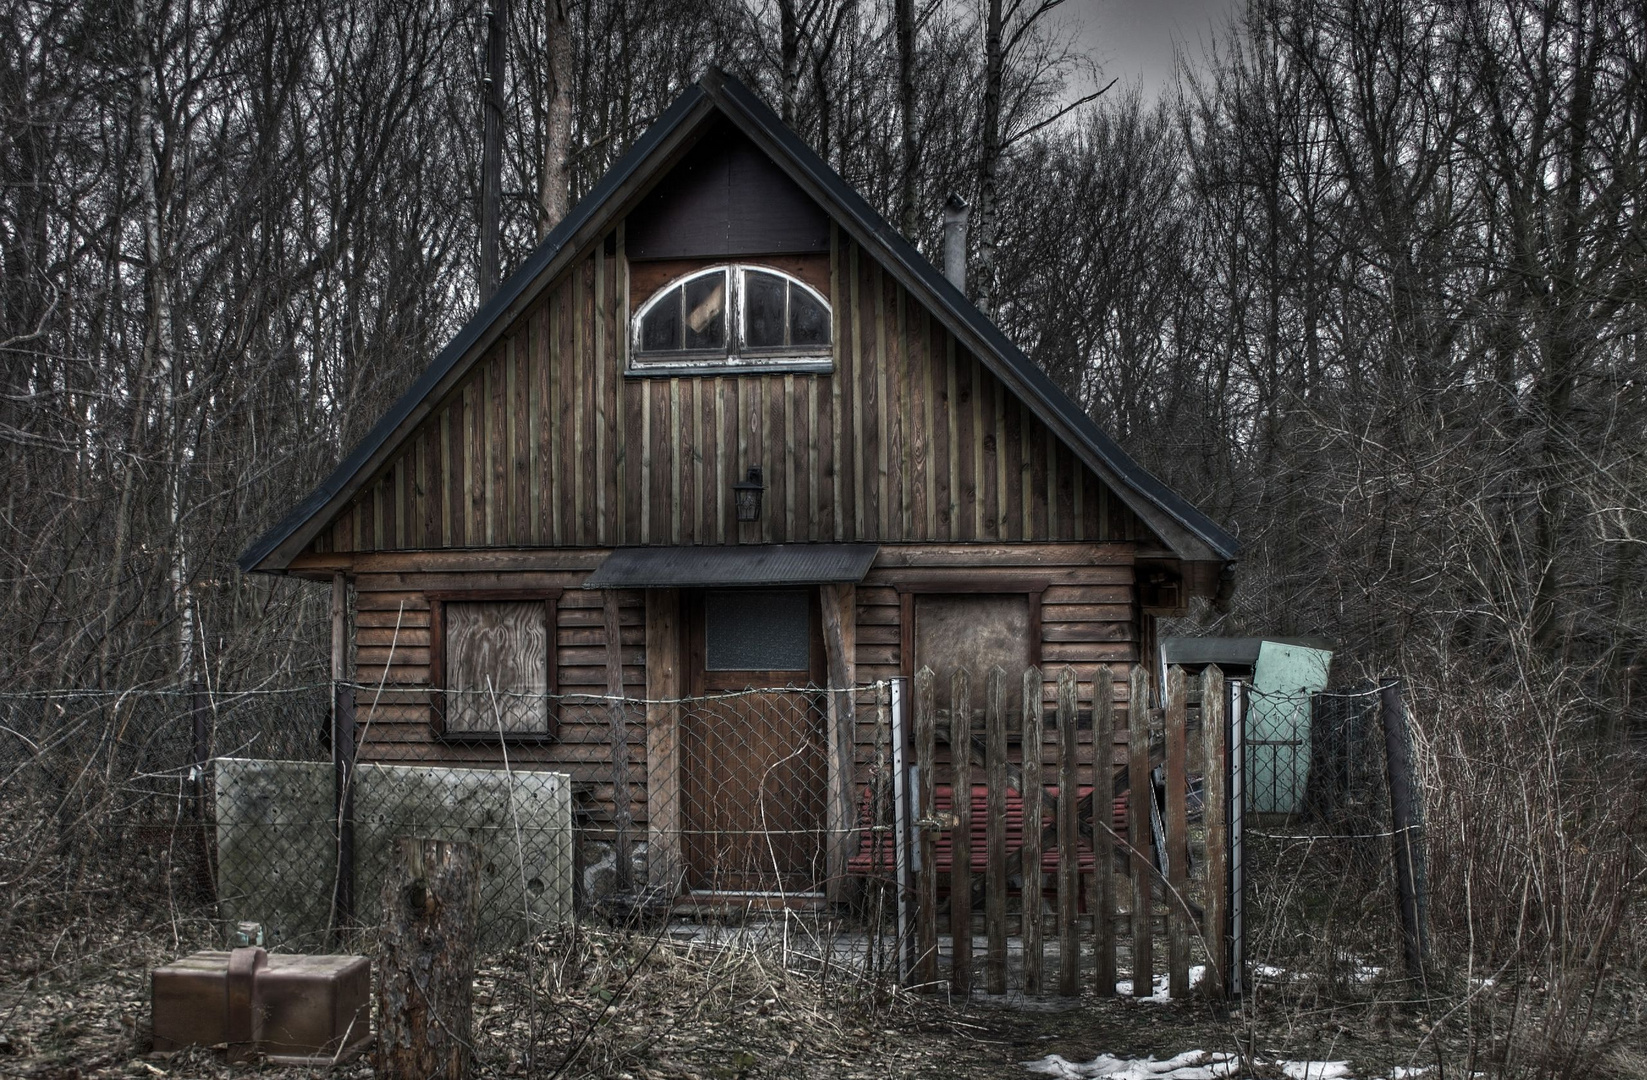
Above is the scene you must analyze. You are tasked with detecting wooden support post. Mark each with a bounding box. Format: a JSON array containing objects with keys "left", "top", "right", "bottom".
[
  {"left": 1381, "top": 677, "right": 1428, "bottom": 982},
  {"left": 1201, "top": 664, "right": 1228, "bottom": 1000},
  {"left": 376, "top": 838, "right": 478, "bottom": 1080},
  {"left": 331, "top": 572, "right": 347, "bottom": 689},
  {"left": 1056, "top": 666, "right": 1079, "bottom": 996},
  {"left": 1021, "top": 666, "right": 1043, "bottom": 995},
  {"left": 985, "top": 666, "right": 1008, "bottom": 995},
  {"left": 1129, "top": 665, "right": 1154, "bottom": 997},
  {"left": 821, "top": 584, "right": 857, "bottom": 904},
  {"left": 1165, "top": 665, "right": 1190, "bottom": 998},
  {"left": 914, "top": 667, "right": 938, "bottom": 988},
  {"left": 645, "top": 590, "right": 682, "bottom": 891},
  {"left": 603, "top": 591, "right": 632, "bottom": 891},
  {"left": 950, "top": 669, "right": 973, "bottom": 997},
  {"left": 329, "top": 572, "right": 354, "bottom": 938},
  {"left": 1093, "top": 664, "right": 1117, "bottom": 995},
  {"left": 333, "top": 681, "right": 356, "bottom": 936}
]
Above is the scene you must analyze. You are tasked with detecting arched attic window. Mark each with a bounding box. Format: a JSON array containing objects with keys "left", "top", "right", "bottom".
[{"left": 630, "top": 264, "right": 832, "bottom": 374}]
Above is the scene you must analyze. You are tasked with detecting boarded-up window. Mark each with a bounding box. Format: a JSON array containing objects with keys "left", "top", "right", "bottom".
[
  {"left": 913, "top": 594, "right": 1034, "bottom": 680},
  {"left": 435, "top": 599, "right": 555, "bottom": 739}
]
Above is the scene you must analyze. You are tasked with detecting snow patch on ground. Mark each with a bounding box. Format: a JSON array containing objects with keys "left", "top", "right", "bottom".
[
  {"left": 1112, "top": 965, "right": 1209, "bottom": 1002},
  {"left": 1023, "top": 1050, "right": 1429, "bottom": 1080}
]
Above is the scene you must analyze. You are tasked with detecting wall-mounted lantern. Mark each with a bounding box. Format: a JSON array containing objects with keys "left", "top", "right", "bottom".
[{"left": 733, "top": 466, "right": 765, "bottom": 522}]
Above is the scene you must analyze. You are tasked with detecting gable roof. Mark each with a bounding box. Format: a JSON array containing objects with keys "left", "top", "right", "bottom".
[{"left": 239, "top": 71, "right": 1238, "bottom": 573}]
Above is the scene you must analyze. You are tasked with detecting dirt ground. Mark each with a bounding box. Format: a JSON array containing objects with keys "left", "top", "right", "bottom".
[{"left": 1, "top": 918, "right": 1636, "bottom": 1080}]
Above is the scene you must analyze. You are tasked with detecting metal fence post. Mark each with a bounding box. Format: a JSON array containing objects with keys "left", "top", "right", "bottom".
[
  {"left": 1380, "top": 677, "right": 1428, "bottom": 982},
  {"left": 191, "top": 681, "right": 209, "bottom": 820},
  {"left": 1229, "top": 678, "right": 1246, "bottom": 999},
  {"left": 889, "top": 676, "right": 911, "bottom": 984},
  {"left": 333, "top": 680, "right": 356, "bottom": 939}
]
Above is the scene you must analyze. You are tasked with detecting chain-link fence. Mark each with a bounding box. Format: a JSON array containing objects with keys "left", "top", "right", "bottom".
[
  {"left": 1236, "top": 682, "right": 1421, "bottom": 1002},
  {"left": 0, "top": 684, "right": 332, "bottom": 947},
  {"left": 0, "top": 684, "right": 579, "bottom": 955},
  {"left": 662, "top": 686, "right": 833, "bottom": 898}
]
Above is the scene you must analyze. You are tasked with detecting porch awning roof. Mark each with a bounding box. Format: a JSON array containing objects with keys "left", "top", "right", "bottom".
[{"left": 582, "top": 544, "right": 878, "bottom": 589}]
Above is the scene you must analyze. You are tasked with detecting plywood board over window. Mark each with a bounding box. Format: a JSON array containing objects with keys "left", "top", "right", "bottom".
[
  {"left": 430, "top": 595, "right": 557, "bottom": 740},
  {"left": 913, "top": 593, "right": 1035, "bottom": 678}
]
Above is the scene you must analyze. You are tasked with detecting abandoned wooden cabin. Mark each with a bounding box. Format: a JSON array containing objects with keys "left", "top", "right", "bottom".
[{"left": 238, "top": 71, "right": 1239, "bottom": 906}]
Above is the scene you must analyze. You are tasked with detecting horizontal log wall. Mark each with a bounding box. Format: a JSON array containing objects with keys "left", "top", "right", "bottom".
[
  {"left": 347, "top": 546, "right": 1142, "bottom": 844},
  {"left": 315, "top": 228, "right": 1155, "bottom": 555},
  {"left": 352, "top": 569, "right": 647, "bottom": 840}
]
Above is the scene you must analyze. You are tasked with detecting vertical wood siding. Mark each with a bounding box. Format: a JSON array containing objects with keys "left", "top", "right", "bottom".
[{"left": 315, "top": 231, "right": 1154, "bottom": 555}]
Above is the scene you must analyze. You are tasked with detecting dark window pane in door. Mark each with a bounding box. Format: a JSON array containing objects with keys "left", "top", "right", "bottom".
[
  {"left": 705, "top": 590, "right": 811, "bottom": 671},
  {"left": 743, "top": 270, "right": 787, "bottom": 348},
  {"left": 640, "top": 287, "right": 682, "bottom": 351},
  {"left": 788, "top": 285, "right": 830, "bottom": 346},
  {"left": 683, "top": 272, "right": 726, "bottom": 349}
]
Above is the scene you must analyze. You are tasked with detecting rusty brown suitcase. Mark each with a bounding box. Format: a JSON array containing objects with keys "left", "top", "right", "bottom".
[{"left": 151, "top": 946, "right": 371, "bottom": 1063}]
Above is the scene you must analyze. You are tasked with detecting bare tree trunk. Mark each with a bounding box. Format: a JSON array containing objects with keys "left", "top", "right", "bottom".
[
  {"left": 480, "top": 0, "right": 509, "bottom": 302},
  {"left": 778, "top": 0, "right": 800, "bottom": 124},
  {"left": 537, "top": 0, "right": 572, "bottom": 240},
  {"left": 896, "top": 0, "right": 917, "bottom": 239},
  {"left": 976, "top": 0, "right": 1003, "bottom": 316},
  {"left": 376, "top": 838, "right": 478, "bottom": 1080}
]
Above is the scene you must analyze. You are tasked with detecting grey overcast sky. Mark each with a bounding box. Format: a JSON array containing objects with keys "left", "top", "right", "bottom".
[{"left": 1062, "top": 0, "right": 1244, "bottom": 98}]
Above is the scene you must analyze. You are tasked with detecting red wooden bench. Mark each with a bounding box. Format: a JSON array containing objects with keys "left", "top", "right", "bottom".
[{"left": 846, "top": 783, "right": 1129, "bottom": 883}]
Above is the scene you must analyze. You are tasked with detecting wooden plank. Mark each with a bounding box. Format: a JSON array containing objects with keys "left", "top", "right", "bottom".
[
  {"left": 669, "top": 378, "right": 682, "bottom": 544},
  {"left": 1129, "top": 664, "right": 1153, "bottom": 997},
  {"left": 605, "top": 591, "right": 632, "bottom": 890},
  {"left": 868, "top": 544, "right": 1133, "bottom": 570},
  {"left": 1200, "top": 664, "right": 1228, "bottom": 1000},
  {"left": 874, "top": 261, "right": 891, "bottom": 539},
  {"left": 1004, "top": 389, "right": 1023, "bottom": 539},
  {"left": 820, "top": 583, "right": 856, "bottom": 905},
  {"left": 778, "top": 373, "right": 794, "bottom": 539},
  {"left": 715, "top": 379, "right": 730, "bottom": 541},
  {"left": 1165, "top": 664, "right": 1190, "bottom": 997},
  {"left": 887, "top": 273, "right": 906, "bottom": 537},
  {"left": 595, "top": 248, "right": 611, "bottom": 545},
  {"left": 1093, "top": 664, "right": 1117, "bottom": 995},
  {"left": 645, "top": 590, "right": 682, "bottom": 890},
  {"left": 1042, "top": 624, "right": 1136, "bottom": 643},
  {"left": 950, "top": 668, "right": 973, "bottom": 997},
  {"left": 829, "top": 224, "right": 845, "bottom": 540},
  {"left": 985, "top": 665, "right": 1008, "bottom": 995},
  {"left": 767, "top": 375, "right": 786, "bottom": 543},
  {"left": 914, "top": 304, "right": 934, "bottom": 537},
  {"left": 1021, "top": 666, "right": 1044, "bottom": 995},
  {"left": 914, "top": 667, "right": 939, "bottom": 988},
  {"left": 572, "top": 261, "right": 588, "bottom": 542},
  {"left": 557, "top": 280, "right": 576, "bottom": 543},
  {"left": 980, "top": 368, "right": 998, "bottom": 538},
  {"left": 970, "top": 355, "right": 985, "bottom": 539},
  {"left": 1056, "top": 666, "right": 1080, "bottom": 996},
  {"left": 677, "top": 378, "right": 695, "bottom": 544}
]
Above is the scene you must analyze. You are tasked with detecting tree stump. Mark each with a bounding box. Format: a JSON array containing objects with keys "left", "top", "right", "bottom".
[{"left": 376, "top": 838, "right": 478, "bottom": 1080}]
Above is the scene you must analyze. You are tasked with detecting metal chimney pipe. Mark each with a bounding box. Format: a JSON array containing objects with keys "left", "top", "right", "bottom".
[{"left": 942, "top": 193, "right": 969, "bottom": 293}]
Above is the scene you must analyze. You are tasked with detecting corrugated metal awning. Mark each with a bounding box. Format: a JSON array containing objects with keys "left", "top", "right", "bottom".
[{"left": 582, "top": 544, "right": 878, "bottom": 589}]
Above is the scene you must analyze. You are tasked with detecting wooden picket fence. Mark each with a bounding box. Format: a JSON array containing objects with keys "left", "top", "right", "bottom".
[{"left": 906, "top": 662, "right": 1230, "bottom": 999}]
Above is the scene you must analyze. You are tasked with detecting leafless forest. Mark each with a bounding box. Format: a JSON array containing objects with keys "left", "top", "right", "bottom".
[{"left": 2, "top": 0, "right": 1644, "bottom": 1074}]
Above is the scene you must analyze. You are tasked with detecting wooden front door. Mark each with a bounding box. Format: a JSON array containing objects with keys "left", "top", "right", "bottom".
[{"left": 681, "top": 589, "right": 827, "bottom": 893}]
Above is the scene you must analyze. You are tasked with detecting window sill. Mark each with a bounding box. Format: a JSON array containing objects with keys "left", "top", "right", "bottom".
[
  {"left": 626, "top": 358, "right": 834, "bottom": 377},
  {"left": 434, "top": 730, "right": 558, "bottom": 746}
]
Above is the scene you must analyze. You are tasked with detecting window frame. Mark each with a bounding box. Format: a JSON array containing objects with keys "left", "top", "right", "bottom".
[
  {"left": 628, "top": 263, "right": 834, "bottom": 376},
  {"left": 428, "top": 590, "right": 561, "bottom": 743}
]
